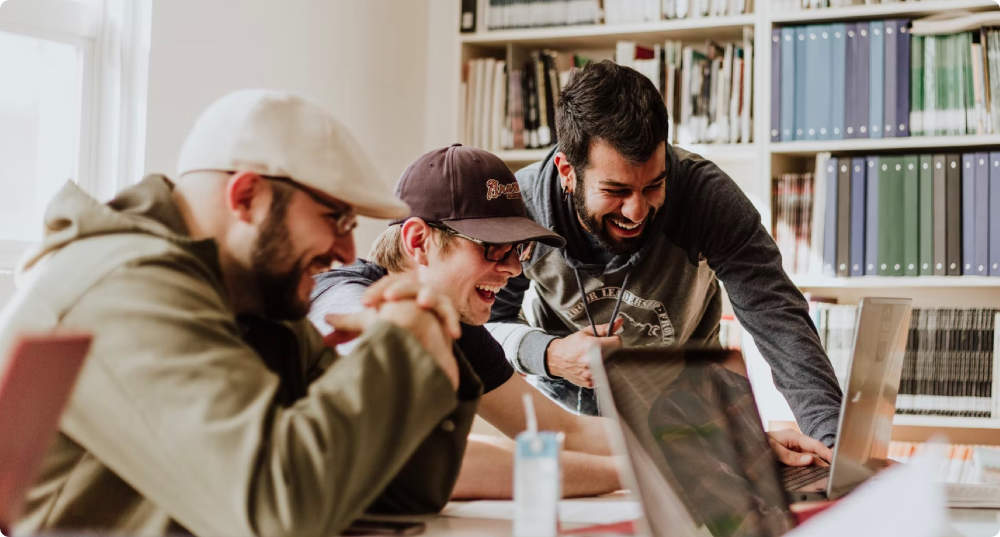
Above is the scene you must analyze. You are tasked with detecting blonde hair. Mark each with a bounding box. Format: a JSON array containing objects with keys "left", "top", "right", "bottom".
[{"left": 369, "top": 222, "right": 456, "bottom": 272}]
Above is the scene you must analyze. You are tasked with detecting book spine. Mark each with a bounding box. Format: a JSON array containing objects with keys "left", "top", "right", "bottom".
[
  {"left": 991, "top": 152, "right": 1000, "bottom": 276},
  {"left": 831, "top": 24, "right": 847, "bottom": 139},
  {"left": 883, "top": 19, "right": 897, "bottom": 139},
  {"left": 857, "top": 22, "right": 871, "bottom": 138},
  {"left": 865, "top": 156, "right": 880, "bottom": 275},
  {"left": 771, "top": 28, "right": 781, "bottom": 142},
  {"left": 933, "top": 155, "right": 947, "bottom": 275},
  {"left": 850, "top": 157, "right": 866, "bottom": 276},
  {"left": 781, "top": 28, "right": 796, "bottom": 141},
  {"left": 918, "top": 155, "right": 934, "bottom": 275},
  {"left": 975, "top": 152, "right": 989, "bottom": 275},
  {"left": 946, "top": 154, "right": 963, "bottom": 275},
  {"left": 845, "top": 23, "right": 860, "bottom": 139},
  {"left": 823, "top": 157, "right": 838, "bottom": 276},
  {"left": 871, "top": 20, "right": 886, "bottom": 139},
  {"left": 836, "top": 159, "right": 851, "bottom": 276},
  {"left": 962, "top": 153, "right": 975, "bottom": 275},
  {"left": 795, "top": 26, "right": 808, "bottom": 140},
  {"left": 903, "top": 155, "right": 920, "bottom": 276},
  {"left": 896, "top": 19, "right": 911, "bottom": 137},
  {"left": 911, "top": 34, "right": 924, "bottom": 136}
]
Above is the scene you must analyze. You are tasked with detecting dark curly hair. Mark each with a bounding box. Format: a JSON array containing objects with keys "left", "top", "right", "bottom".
[{"left": 556, "top": 60, "right": 670, "bottom": 172}]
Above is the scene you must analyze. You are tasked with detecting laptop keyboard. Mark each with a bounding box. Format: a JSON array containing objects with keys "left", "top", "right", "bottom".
[{"left": 781, "top": 465, "right": 830, "bottom": 490}]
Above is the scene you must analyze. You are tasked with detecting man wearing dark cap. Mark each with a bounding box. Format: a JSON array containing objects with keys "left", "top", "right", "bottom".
[
  {"left": 310, "top": 144, "right": 623, "bottom": 499},
  {"left": 487, "top": 60, "right": 843, "bottom": 450}
]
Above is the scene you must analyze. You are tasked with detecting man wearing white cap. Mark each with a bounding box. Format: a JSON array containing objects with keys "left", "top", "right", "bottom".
[{"left": 0, "top": 90, "right": 476, "bottom": 537}]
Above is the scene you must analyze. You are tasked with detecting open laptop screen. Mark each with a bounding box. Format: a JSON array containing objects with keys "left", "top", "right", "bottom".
[{"left": 595, "top": 347, "right": 794, "bottom": 537}]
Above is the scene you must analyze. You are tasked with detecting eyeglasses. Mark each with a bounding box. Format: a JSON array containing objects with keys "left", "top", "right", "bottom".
[
  {"left": 262, "top": 175, "right": 358, "bottom": 236},
  {"left": 428, "top": 223, "right": 532, "bottom": 263}
]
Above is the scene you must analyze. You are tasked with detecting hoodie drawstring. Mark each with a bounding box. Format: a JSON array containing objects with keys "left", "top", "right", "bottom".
[{"left": 572, "top": 267, "right": 631, "bottom": 339}]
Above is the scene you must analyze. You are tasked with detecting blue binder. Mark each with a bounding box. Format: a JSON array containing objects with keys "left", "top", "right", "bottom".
[
  {"left": 895, "top": 19, "right": 911, "bottom": 137},
  {"left": 781, "top": 27, "right": 796, "bottom": 141},
  {"left": 962, "top": 153, "right": 975, "bottom": 274},
  {"left": 794, "top": 26, "right": 808, "bottom": 140},
  {"left": 830, "top": 23, "right": 847, "bottom": 140},
  {"left": 975, "top": 153, "right": 989, "bottom": 275},
  {"left": 990, "top": 152, "right": 1000, "bottom": 276},
  {"left": 869, "top": 20, "right": 885, "bottom": 139},
  {"left": 771, "top": 28, "right": 781, "bottom": 142}
]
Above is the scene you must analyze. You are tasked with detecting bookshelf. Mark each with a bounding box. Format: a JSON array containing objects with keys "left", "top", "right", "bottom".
[{"left": 456, "top": 0, "right": 1000, "bottom": 439}]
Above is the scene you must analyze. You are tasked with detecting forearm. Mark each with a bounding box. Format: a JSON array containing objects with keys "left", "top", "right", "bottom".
[
  {"left": 451, "top": 435, "right": 621, "bottom": 500},
  {"left": 562, "top": 414, "right": 613, "bottom": 456}
]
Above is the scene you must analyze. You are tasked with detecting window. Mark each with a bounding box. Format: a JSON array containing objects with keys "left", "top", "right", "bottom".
[{"left": 0, "top": 0, "right": 151, "bottom": 268}]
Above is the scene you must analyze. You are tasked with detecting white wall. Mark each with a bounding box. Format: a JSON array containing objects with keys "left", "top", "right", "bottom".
[{"left": 145, "top": 0, "right": 436, "bottom": 252}]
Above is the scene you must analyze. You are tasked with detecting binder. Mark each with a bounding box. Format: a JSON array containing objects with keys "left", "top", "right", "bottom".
[
  {"left": 830, "top": 23, "right": 847, "bottom": 139},
  {"left": 895, "top": 19, "right": 912, "bottom": 137},
  {"left": 946, "top": 154, "right": 963, "bottom": 275},
  {"left": 883, "top": 20, "right": 896, "bottom": 139},
  {"left": 918, "top": 155, "right": 934, "bottom": 275},
  {"left": 903, "top": 155, "right": 920, "bottom": 276},
  {"left": 781, "top": 27, "right": 796, "bottom": 141},
  {"left": 794, "top": 26, "right": 808, "bottom": 140},
  {"left": 975, "top": 153, "right": 989, "bottom": 275},
  {"left": 865, "top": 156, "right": 880, "bottom": 275},
  {"left": 962, "top": 153, "right": 975, "bottom": 274},
  {"left": 844, "top": 24, "right": 859, "bottom": 138},
  {"left": 850, "top": 157, "right": 866, "bottom": 276},
  {"left": 815, "top": 25, "right": 833, "bottom": 140},
  {"left": 856, "top": 22, "right": 871, "bottom": 138},
  {"left": 878, "top": 156, "right": 904, "bottom": 276},
  {"left": 823, "top": 157, "right": 839, "bottom": 276},
  {"left": 771, "top": 28, "right": 781, "bottom": 142},
  {"left": 870, "top": 20, "right": 885, "bottom": 139},
  {"left": 836, "top": 160, "right": 851, "bottom": 277},
  {"left": 933, "top": 155, "right": 947, "bottom": 275},
  {"left": 990, "top": 152, "right": 1000, "bottom": 276}
]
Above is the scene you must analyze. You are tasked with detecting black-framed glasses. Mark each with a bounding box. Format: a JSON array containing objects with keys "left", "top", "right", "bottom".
[
  {"left": 428, "top": 223, "right": 531, "bottom": 263},
  {"left": 262, "top": 175, "right": 357, "bottom": 236}
]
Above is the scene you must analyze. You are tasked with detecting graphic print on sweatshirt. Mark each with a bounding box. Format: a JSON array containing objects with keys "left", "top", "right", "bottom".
[{"left": 566, "top": 286, "right": 676, "bottom": 346}]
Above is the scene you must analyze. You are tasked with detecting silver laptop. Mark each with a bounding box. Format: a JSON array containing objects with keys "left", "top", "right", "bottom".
[
  {"left": 589, "top": 346, "right": 795, "bottom": 537},
  {"left": 782, "top": 297, "right": 912, "bottom": 501}
]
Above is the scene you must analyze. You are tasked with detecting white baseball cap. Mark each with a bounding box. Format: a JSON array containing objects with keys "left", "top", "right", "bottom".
[{"left": 176, "top": 89, "right": 409, "bottom": 219}]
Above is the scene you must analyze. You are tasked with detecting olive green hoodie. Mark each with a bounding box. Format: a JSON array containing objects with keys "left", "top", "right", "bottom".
[{"left": 0, "top": 176, "right": 478, "bottom": 537}]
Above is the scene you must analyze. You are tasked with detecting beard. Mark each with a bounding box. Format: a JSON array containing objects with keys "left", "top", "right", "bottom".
[
  {"left": 571, "top": 181, "right": 653, "bottom": 256},
  {"left": 250, "top": 190, "right": 310, "bottom": 321}
]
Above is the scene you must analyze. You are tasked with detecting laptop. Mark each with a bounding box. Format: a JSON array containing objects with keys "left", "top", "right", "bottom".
[
  {"left": 590, "top": 345, "right": 795, "bottom": 537},
  {"left": 0, "top": 333, "right": 91, "bottom": 530},
  {"left": 780, "top": 297, "right": 912, "bottom": 501}
]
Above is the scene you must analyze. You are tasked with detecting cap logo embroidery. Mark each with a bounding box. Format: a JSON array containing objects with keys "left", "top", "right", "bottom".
[{"left": 485, "top": 179, "right": 521, "bottom": 201}]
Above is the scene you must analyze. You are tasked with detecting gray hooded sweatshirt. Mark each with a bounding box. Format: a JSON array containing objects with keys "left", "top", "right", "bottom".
[{"left": 486, "top": 146, "right": 842, "bottom": 444}]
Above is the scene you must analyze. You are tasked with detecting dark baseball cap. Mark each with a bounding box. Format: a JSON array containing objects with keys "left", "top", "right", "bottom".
[{"left": 394, "top": 144, "right": 565, "bottom": 247}]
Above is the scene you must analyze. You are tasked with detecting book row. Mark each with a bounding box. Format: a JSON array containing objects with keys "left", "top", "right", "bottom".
[
  {"left": 774, "top": 0, "right": 957, "bottom": 10},
  {"left": 472, "top": 0, "right": 753, "bottom": 31},
  {"left": 770, "top": 20, "right": 1000, "bottom": 142},
  {"left": 809, "top": 301, "right": 1000, "bottom": 419},
  {"left": 461, "top": 34, "right": 755, "bottom": 151},
  {"left": 771, "top": 152, "right": 1000, "bottom": 278},
  {"left": 898, "top": 308, "right": 999, "bottom": 418}
]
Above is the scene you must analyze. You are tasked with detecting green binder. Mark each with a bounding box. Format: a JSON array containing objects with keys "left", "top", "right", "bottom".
[
  {"left": 903, "top": 155, "right": 920, "bottom": 276},
  {"left": 918, "top": 154, "right": 934, "bottom": 275},
  {"left": 878, "top": 156, "right": 905, "bottom": 276}
]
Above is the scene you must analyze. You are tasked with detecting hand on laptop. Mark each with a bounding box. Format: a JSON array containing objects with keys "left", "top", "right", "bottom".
[{"left": 767, "top": 429, "right": 833, "bottom": 466}]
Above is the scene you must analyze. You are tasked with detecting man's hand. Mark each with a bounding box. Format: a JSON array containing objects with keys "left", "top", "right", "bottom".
[
  {"left": 766, "top": 429, "right": 833, "bottom": 466},
  {"left": 545, "top": 319, "right": 624, "bottom": 387},
  {"left": 323, "top": 277, "right": 461, "bottom": 390},
  {"left": 360, "top": 273, "right": 461, "bottom": 339}
]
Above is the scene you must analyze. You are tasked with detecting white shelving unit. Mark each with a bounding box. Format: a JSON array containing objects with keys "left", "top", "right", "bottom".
[{"left": 457, "top": 0, "right": 1000, "bottom": 441}]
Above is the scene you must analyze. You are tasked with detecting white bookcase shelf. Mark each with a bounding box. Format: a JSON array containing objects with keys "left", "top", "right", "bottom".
[
  {"left": 461, "top": 14, "right": 755, "bottom": 47},
  {"left": 456, "top": 0, "right": 1000, "bottom": 443},
  {"left": 792, "top": 275, "right": 1000, "bottom": 289},
  {"left": 894, "top": 415, "right": 1000, "bottom": 429},
  {"left": 770, "top": 135, "right": 1000, "bottom": 156}
]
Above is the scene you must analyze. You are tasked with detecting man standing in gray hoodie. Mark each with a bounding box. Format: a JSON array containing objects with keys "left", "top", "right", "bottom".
[{"left": 487, "top": 60, "right": 843, "bottom": 447}]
